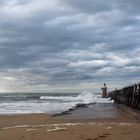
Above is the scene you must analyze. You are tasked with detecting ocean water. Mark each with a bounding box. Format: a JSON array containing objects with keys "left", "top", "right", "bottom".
[{"left": 0, "top": 91, "right": 113, "bottom": 115}]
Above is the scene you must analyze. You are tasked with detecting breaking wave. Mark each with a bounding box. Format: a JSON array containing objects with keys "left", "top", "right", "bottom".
[
  {"left": 0, "top": 91, "right": 113, "bottom": 115},
  {"left": 40, "top": 91, "right": 113, "bottom": 115},
  {"left": 40, "top": 91, "right": 96, "bottom": 104}
]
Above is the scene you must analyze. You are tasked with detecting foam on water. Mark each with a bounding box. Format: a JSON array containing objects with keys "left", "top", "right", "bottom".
[{"left": 0, "top": 91, "right": 113, "bottom": 114}]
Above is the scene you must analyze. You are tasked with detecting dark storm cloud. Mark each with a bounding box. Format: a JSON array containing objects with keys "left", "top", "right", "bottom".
[{"left": 0, "top": 0, "right": 140, "bottom": 92}]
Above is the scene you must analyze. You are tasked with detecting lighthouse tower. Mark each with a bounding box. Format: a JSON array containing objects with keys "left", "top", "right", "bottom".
[{"left": 101, "top": 83, "right": 108, "bottom": 98}]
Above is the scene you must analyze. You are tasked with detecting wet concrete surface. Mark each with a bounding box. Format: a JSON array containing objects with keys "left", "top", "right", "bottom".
[{"left": 56, "top": 103, "right": 126, "bottom": 119}]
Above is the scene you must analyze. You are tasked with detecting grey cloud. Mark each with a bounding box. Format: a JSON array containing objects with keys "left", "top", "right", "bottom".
[
  {"left": 0, "top": 0, "right": 140, "bottom": 92},
  {"left": 64, "top": 0, "right": 140, "bottom": 14},
  {"left": 62, "top": 0, "right": 112, "bottom": 14}
]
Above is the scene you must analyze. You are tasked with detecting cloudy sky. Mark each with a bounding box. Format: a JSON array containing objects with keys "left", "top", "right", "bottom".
[{"left": 0, "top": 0, "right": 140, "bottom": 93}]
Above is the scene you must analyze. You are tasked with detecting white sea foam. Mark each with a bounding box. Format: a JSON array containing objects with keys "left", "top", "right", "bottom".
[
  {"left": 3, "top": 122, "right": 135, "bottom": 131},
  {"left": 40, "top": 91, "right": 113, "bottom": 104},
  {"left": 0, "top": 91, "right": 113, "bottom": 114},
  {"left": 40, "top": 96, "right": 78, "bottom": 101},
  {"left": 47, "top": 127, "right": 67, "bottom": 132},
  {"left": 40, "top": 91, "right": 96, "bottom": 103}
]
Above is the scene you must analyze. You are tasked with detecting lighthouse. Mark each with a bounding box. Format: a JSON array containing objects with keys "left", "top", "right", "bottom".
[{"left": 101, "top": 83, "right": 108, "bottom": 98}]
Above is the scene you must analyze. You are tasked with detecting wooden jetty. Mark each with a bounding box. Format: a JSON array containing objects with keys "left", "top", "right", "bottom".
[{"left": 108, "top": 82, "right": 140, "bottom": 110}]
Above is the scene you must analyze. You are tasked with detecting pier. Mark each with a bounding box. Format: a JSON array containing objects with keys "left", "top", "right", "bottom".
[{"left": 108, "top": 82, "right": 140, "bottom": 110}]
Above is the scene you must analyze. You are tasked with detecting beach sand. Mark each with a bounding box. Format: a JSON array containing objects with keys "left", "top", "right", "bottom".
[{"left": 0, "top": 104, "right": 140, "bottom": 140}]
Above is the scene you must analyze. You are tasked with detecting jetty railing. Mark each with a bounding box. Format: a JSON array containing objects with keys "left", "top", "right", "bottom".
[{"left": 108, "top": 82, "right": 140, "bottom": 110}]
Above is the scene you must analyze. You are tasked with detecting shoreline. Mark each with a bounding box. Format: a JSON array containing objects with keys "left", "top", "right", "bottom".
[
  {"left": 0, "top": 103, "right": 139, "bottom": 128},
  {"left": 0, "top": 103, "right": 140, "bottom": 140}
]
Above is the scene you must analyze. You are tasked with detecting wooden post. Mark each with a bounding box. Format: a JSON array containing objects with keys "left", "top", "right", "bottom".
[{"left": 108, "top": 82, "right": 140, "bottom": 110}]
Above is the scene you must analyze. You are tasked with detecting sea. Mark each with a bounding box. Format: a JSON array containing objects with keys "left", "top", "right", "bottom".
[{"left": 0, "top": 91, "right": 113, "bottom": 115}]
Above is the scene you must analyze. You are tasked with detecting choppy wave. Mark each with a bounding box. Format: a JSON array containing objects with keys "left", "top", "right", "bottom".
[
  {"left": 40, "top": 91, "right": 112, "bottom": 104},
  {"left": 40, "top": 91, "right": 96, "bottom": 103},
  {"left": 0, "top": 91, "right": 113, "bottom": 114},
  {"left": 40, "top": 91, "right": 113, "bottom": 116}
]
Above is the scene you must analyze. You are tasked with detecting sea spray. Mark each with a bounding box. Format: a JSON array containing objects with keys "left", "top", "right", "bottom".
[
  {"left": 77, "top": 91, "right": 97, "bottom": 104},
  {"left": 0, "top": 92, "right": 113, "bottom": 114}
]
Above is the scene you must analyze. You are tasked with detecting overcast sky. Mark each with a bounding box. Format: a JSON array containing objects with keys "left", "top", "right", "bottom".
[{"left": 0, "top": 0, "right": 140, "bottom": 93}]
